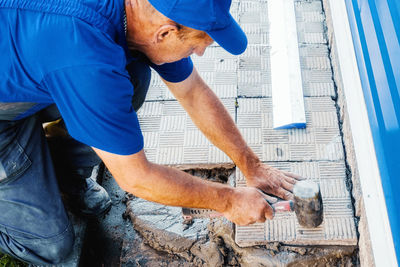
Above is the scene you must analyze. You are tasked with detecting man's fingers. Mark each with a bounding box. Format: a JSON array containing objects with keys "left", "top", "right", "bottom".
[
  {"left": 284, "top": 176, "right": 297, "bottom": 185},
  {"left": 264, "top": 204, "right": 274, "bottom": 219},
  {"left": 256, "top": 189, "right": 278, "bottom": 204},
  {"left": 282, "top": 179, "right": 294, "bottom": 192},
  {"left": 281, "top": 171, "right": 304, "bottom": 180},
  {"left": 255, "top": 184, "right": 292, "bottom": 201},
  {"left": 265, "top": 195, "right": 278, "bottom": 204},
  {"left": 256, "top": 200, "right": 274, "bottom": 222},
  {"left": 277, "top": 188, "right": 293, "bottom": 200}
]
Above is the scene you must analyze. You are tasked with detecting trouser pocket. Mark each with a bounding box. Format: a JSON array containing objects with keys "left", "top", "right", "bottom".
[{"left": 0, "top": 121, "right": 32, "bottom": 184}]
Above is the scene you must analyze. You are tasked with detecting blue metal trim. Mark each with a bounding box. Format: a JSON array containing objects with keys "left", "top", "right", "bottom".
[
  {"left": 345, "top": 0, "right": 400, "bottom": 262},
  {"left": 273, "top": 122, "right": 306, "bottom": 130}
]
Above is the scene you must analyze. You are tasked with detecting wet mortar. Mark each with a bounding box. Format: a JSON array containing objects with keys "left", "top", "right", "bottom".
[{"left": 80, "top": 167, "right": 358, "bottom": 266}]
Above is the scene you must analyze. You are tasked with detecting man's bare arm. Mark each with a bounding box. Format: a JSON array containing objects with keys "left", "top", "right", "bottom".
[
  {"left": 163, "top": 68, "right": 301, "bottom": 199},
  {"left": 93, "top": 148, "right": 273, "bottom": 225}
]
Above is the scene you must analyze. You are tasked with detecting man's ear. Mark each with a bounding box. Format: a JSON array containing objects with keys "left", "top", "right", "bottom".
[{"left": 154, "top": 24, "right": 179, "bottom": 43}]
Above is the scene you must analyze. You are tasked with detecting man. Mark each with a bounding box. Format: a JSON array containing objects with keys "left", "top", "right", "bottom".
[{"left": 0, "top": 0, "right": 300, "bottom": 264}]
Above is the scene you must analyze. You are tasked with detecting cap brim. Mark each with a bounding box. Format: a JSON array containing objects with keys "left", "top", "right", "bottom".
[{"left": 207, "top": 15, "right": 247, "bottom": 55}]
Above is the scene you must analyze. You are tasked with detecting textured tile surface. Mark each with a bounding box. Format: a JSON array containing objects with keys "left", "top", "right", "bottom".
[
  {"left": 236, "top": 97, "right": 344, "bottom": 161},
  {"left": 137, "top": 99, "right": 236, "bottom": 165},
  {"left": 295, "top": 1, "right": 327, "bottom": 44},
  {"left": 235, "top": 164, "right": 357, "bottom": 246}
]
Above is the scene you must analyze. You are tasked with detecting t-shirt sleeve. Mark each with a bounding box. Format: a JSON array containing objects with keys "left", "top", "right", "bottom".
[
  {"left": 148, "top": 57, "right": 194, "bottom": 83},
  {"left": 42, "top": 64, "right": 144, "bottom": 155}
]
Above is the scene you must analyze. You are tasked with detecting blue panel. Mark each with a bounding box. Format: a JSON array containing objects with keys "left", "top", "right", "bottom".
[{"left": 345, "top": 0, "right": 400, "bottom": 262}]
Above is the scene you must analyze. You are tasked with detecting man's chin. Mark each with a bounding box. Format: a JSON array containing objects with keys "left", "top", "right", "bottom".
[
  {"left": 150, "top": 57, "right": 185, "bottom": 65},
  {"left": 151, "top": 61, "right": 165, "bottom": 66}
]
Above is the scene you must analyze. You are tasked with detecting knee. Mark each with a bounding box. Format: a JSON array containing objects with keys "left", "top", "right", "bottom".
[
  {"left": 0, "top": 223, "right": 74, "bottom": 265},
  {"left": 41, "top": 226, "right": 75, "bottom": 264},
  {"left": 28, "top": 223, "right": 75, "bottom": 265}
]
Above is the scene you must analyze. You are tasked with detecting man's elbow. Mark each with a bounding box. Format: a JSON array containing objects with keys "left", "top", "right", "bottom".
[
  {"left": 93, "top": 147, "right": 152, "bottom": 194},
  {"left": 113, "top": 162, "right": 151, "bottom": 194}
]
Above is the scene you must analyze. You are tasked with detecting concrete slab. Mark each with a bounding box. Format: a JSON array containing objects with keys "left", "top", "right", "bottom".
[
  {"left": 235, "top": 166, "right": 357, "bottom": 247},
  {"left": 137, "top": 99, "right": 236, "bottom": 165},
  {"left": 126, "top": 198, "right": 209, "bottom": 252}
]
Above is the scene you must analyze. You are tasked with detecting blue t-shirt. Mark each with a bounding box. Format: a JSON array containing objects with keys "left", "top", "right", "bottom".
[{"left": 0, "top": 0, "right": 193, "bottom": 155}]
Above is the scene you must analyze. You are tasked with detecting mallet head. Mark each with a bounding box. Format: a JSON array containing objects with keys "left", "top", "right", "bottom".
[{"left": 293, "top": 180, "right": 323, "bottom": 228}]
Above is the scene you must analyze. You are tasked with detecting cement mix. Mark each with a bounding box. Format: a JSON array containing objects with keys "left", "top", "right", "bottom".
[{"left": 120, "top": 169, "right": 357, "bottom": 266}]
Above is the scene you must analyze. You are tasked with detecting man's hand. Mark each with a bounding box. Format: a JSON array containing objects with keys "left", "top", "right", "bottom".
[
  {"left": 245, "top": 162, "right": 303, "bottom": 200},
  {"left": 222, "top": 187, "right": 274, "bottom": 226}
]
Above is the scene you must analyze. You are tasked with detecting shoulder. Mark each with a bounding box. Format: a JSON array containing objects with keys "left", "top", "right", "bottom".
[
  {"left": 83, "top": 0, "right": 125, "bottom": 37},
  {"left": 2, "top": 0, "right": 128, "bottom": 77}
]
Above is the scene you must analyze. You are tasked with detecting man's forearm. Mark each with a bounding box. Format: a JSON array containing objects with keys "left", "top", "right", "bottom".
[
  {"left": 99, "top": 149, "right": 234, "bottom": 212},
  {"left": 129, "top": 163, "right": 234, "bottom": 211}
]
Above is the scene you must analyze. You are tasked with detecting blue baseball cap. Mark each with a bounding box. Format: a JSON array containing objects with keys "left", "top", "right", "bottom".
[{"left": 147, "top": 0, "right": 248, "bottom": 55}]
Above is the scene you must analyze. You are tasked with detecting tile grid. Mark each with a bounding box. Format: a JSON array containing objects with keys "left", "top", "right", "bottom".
[{"left": 137, "top": 0, "right": 357, "bottom": 247}]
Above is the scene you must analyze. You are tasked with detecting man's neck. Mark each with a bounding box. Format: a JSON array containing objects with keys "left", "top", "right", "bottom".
[{"left": 124, "top": 0, "right": 155, "bottom": 52}]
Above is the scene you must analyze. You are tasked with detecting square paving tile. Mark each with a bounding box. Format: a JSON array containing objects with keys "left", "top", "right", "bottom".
[
  {"left": 295, "top": 1, "right": 327, "bottom": 44},
  {"left": 137, "top": 99, "right": 236, "bottom": 165},
  {"left": 236, "top": 97, "right": 344, "bottom": 161},
  {"left": 235, "top": 164, "right": 357, "bottom": 246}
]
